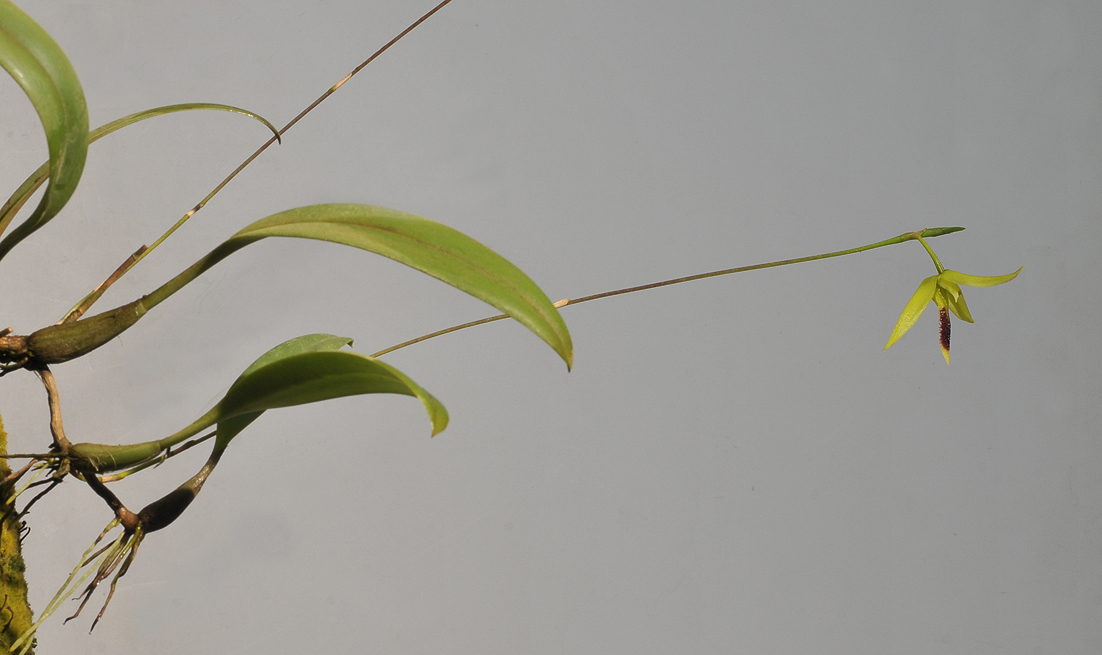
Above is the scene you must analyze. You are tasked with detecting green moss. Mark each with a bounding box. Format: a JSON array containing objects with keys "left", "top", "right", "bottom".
[{"left": 0, "top": 413, "right": 35, "bottom": 654}]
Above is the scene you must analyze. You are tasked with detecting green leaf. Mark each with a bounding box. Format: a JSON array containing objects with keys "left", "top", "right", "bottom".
[
  {"left": 211, "top": 350, "right": 448, "bottom": 451},
  {"left": 0, "top": 0, "right": 89, "bottom": 258},
  {"left": 238, "top": 333, "right": 353, "bottom": 377},
  {"left": 67, "top": 335, "right": 446, "bottom": 474},
  {"left": 211, "top": 333, "right": 355, "bottom": 448},
  {"left": 143, "top": 203, "right": 573, "bottom": 368},
  {"left": 0, "top": 103, "right": 279, "bottom": 259},
  {"left": 69, "top": 333, "right": 355, "bottom": 471},
  {"left": 30, "top": 205, "right": 572, "bottom": 368}
]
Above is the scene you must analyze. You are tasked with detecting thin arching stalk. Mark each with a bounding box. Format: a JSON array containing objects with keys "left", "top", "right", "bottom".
[{"left": 370, "top": 227, "right": 963, "bottom": 358}]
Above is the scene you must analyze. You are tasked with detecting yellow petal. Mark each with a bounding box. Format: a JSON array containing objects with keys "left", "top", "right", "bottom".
[
  {"left": 885, "top": 274, "right": 938, "bottom": 350},
  {"left": 939, "top": 266, "right": 1022, "bottom": 288},
  {"left": 937, "top": 280, "right": 974, "bottom": 323}
]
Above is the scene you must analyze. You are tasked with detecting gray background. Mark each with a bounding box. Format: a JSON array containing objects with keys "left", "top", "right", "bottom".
[{"left": 0, "top": 1, "right": 1098, "bottom": 653}]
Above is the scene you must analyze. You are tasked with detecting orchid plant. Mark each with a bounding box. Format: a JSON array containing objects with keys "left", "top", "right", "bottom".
[{"left": 0, "top": 1, "right": 1020, "bottom": 653}]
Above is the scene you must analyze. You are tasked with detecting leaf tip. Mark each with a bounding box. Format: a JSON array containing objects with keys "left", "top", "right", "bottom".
[{"left": 430, "top": 411, "right": 449, "bottom": 437}]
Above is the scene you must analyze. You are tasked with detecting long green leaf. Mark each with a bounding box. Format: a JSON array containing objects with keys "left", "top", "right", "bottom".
[
  {"left": 154, "top": 204, "right": 574, "bottom": 367},
  {"left": 73, "top": 338, "right": 440, "bottom": 544},
  {"left": 210, "top": 333, "right": 355, "bottom": 451},
  {"left": 69, "top": 333, "right": 353, "bottom": 471},
  {"left": 68, "top": 335, "right": 447, "bottom": 473},
  {"left": 0, "top": 103, "right": 279, "bottom": 249},
  {"left": 0, "top": 0, "right": 88, "bottom": 256},
  {"left": 212, "top": 349, "right": 448, "bottom": 447},
  {"left": 28, "top": 204, "right": 573, "bottom": 369}
]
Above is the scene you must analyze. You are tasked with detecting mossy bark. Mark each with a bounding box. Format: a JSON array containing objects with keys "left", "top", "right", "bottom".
[{"left": 0, "top": 413, "right": 34, "bottom": 653}]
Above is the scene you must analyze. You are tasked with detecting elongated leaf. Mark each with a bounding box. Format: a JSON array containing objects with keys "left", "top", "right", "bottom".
[
  {"left": 0, "top": 0, "right": 88, "bottom": 255},
  {"left": 240, "top": 333, "right": 353, "bottom": 376},
  {"left": 0, "top": 103, "right": 279, "bottom": 257},
  {"left": 69, "top": 333, "right": 354, "bottom": 471},
  {"left": 147, "top": 204, "right": 573, "bottom": 367},
  {"left": 212, "top": 350, "right": 448, "bottom": 449},
  {"left": 67, "top": 336, "right": 446, "bottom": 473},
  {"left": 129, "top": 338, "right": 360, "bottom": 534},
  {"left": 211, "top": 333, "right": 355, "bottom": 449},
  {"left": 29, "top": 205, "right": 572, "bottom": 367}
]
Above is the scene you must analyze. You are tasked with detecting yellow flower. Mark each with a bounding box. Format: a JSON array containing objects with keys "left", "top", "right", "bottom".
[{"left": 884, "top": 267, "right": 1021, "bottom": 364}]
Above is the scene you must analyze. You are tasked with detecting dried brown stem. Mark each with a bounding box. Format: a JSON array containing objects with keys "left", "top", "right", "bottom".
[
  {"left": 62, "top": 245, "right": 147, "bottom": 324},
  {"left": 0, "top": 461, "right": 34, "bottom": 488},
  {"left": 35, "top": 367, "right": 71, "bottom": 452}
]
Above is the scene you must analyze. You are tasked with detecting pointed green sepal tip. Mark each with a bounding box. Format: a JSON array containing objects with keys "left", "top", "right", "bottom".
[{"left": 884, "top": 274, "right": 938, "bottom": 349}]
